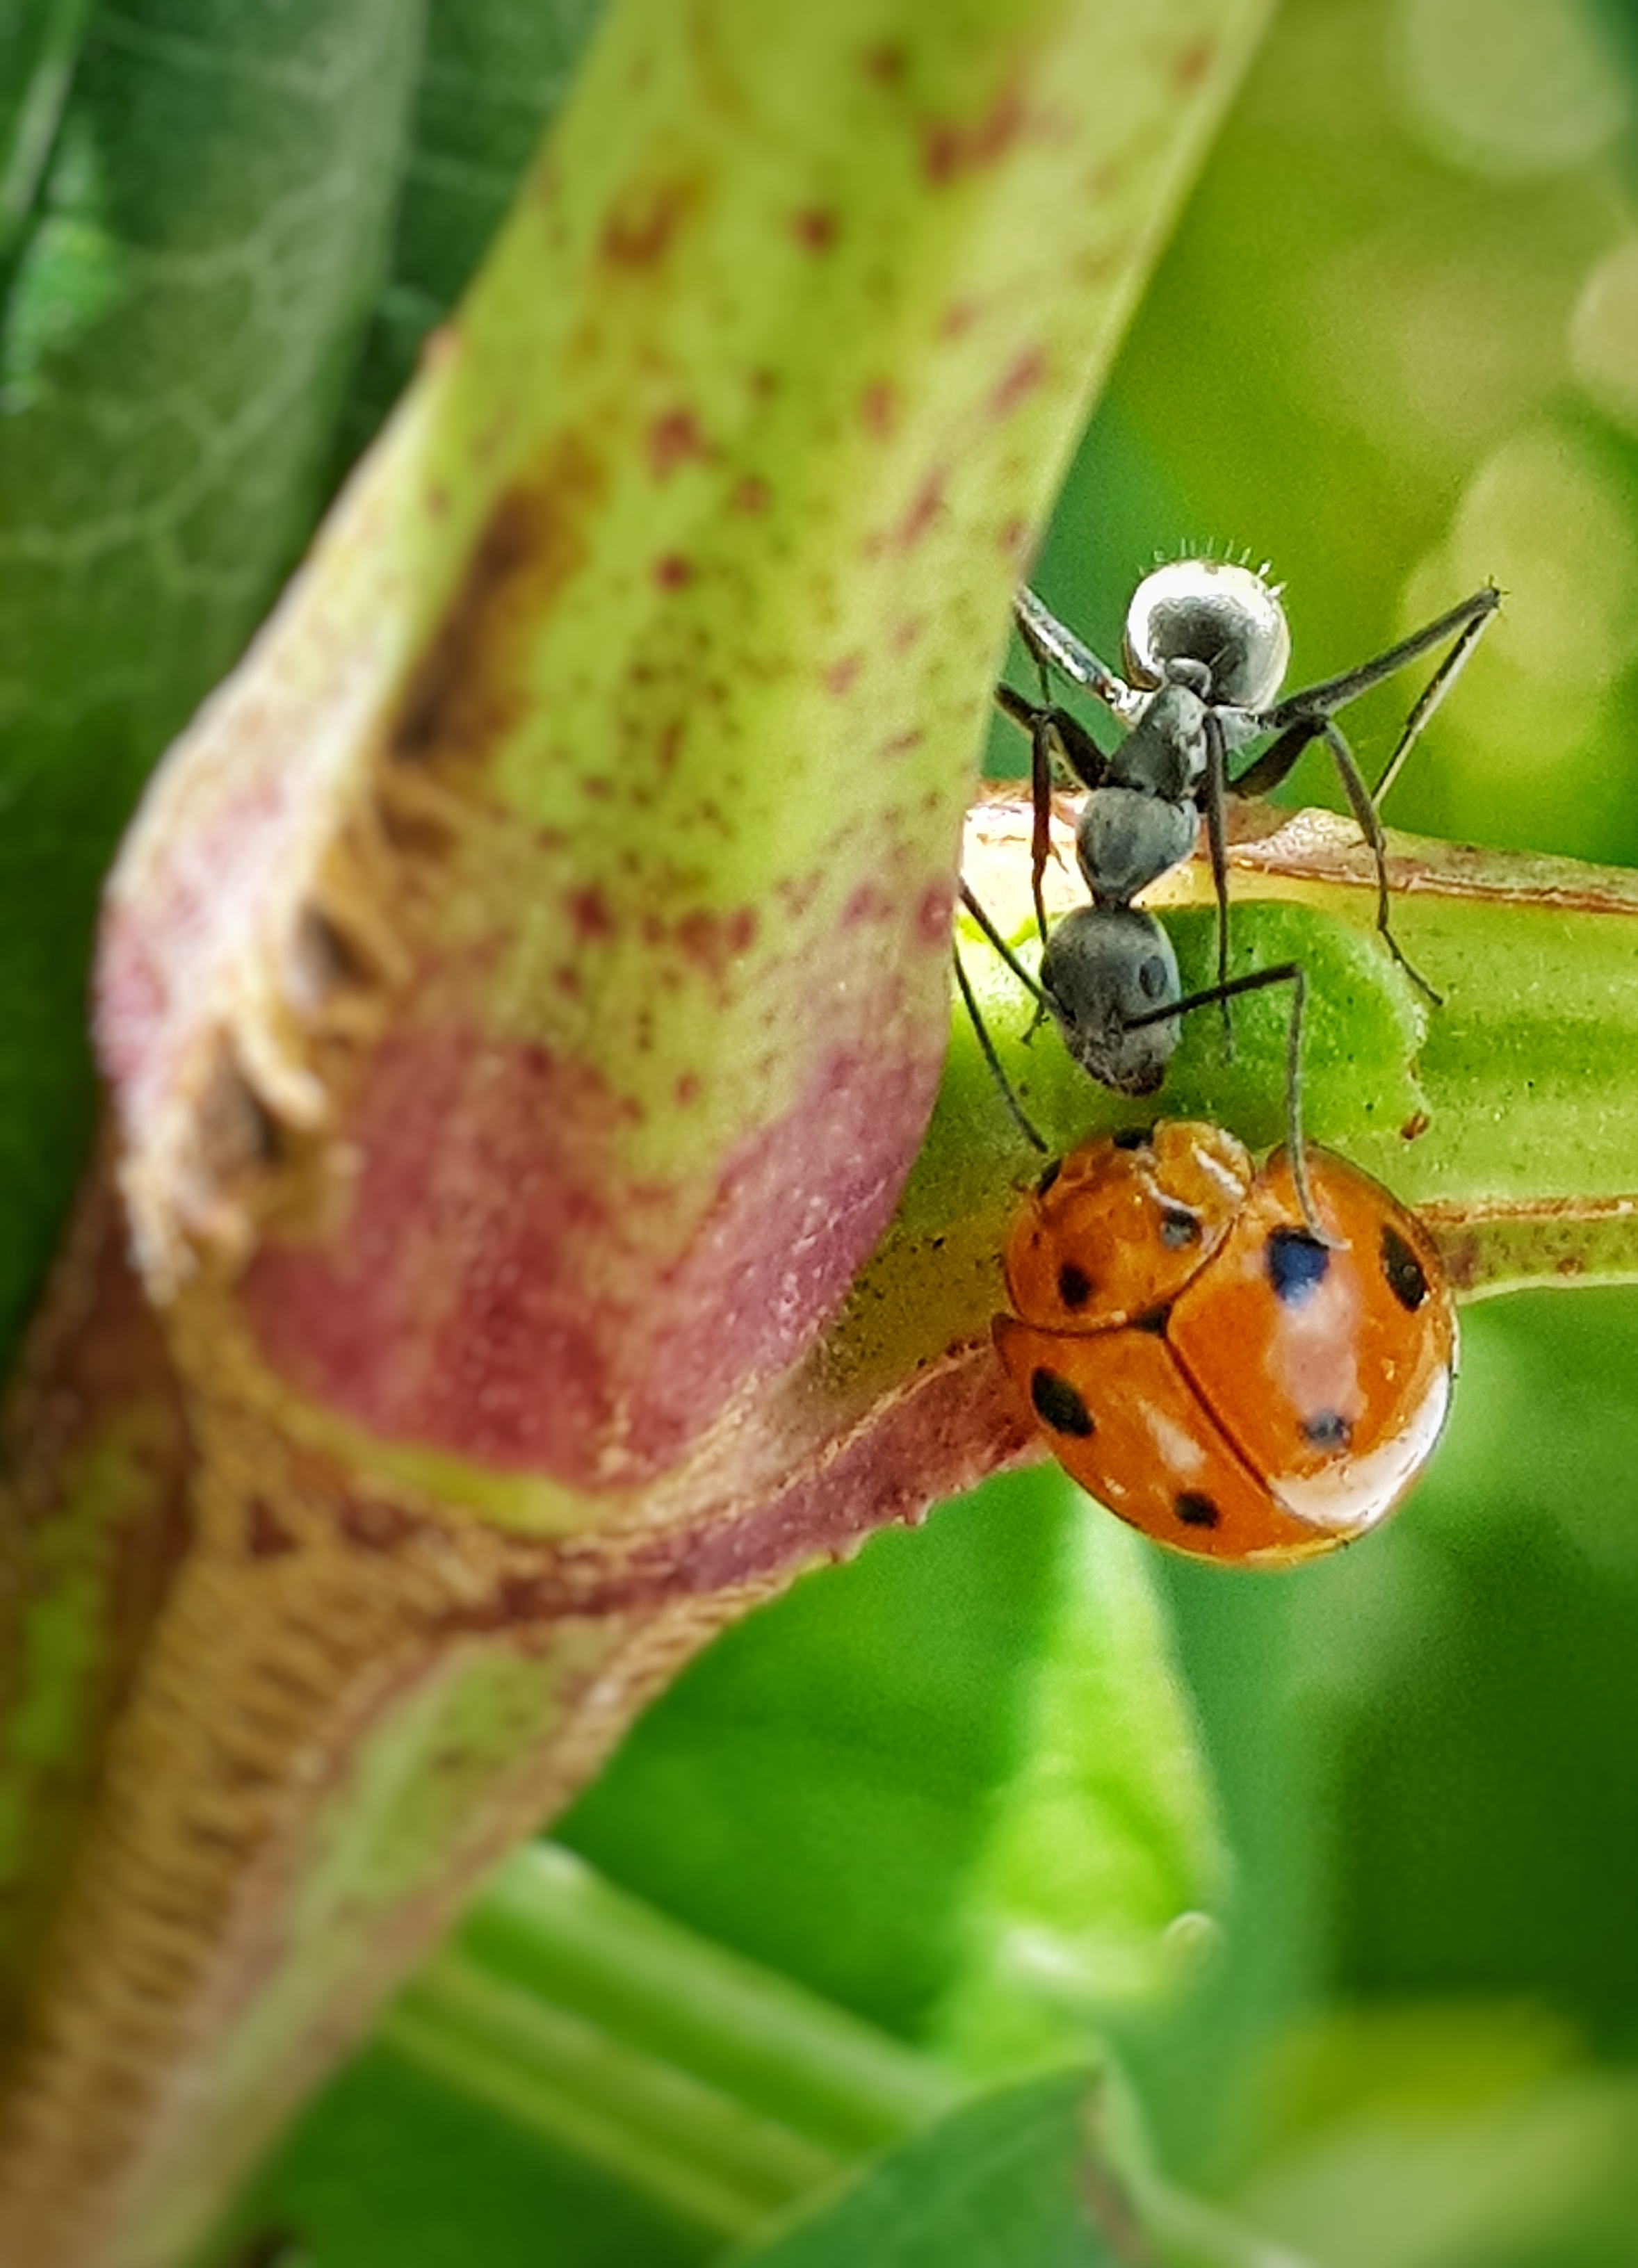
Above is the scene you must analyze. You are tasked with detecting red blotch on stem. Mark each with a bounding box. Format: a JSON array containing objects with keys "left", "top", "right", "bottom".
[
  {"left": 674, "top": 904, "right": 757, "bottom": 982},
  {"left": 793, "top": 209, "right": 838, "bottom": 252},
  {"left": 862, "top": 43, "right": 907, "bottom": 87},
  {"left": 892, "top": 471, "right": 945, "bottom": 551},
  {"left": 924, "top": 85, "right": 1027, "bottom": 185},
  {"left": 860, "top": 380, "right": 901, "bottom": 439},
  {"left": 241, "top": 1022, "right": 941, "bottom": 1488},
  {"left": 603, "top": 174, "right": 698, "bottom": 267},
  {"left": 918, "top": 880, "right": 953, "bottom": 948},
  {"left": 566, "top": 886, "right": 617, "bottom": 945},
  {"left": 990, "top": 348, "right": 1046, "bottom": 418},
  {"left": 647, "top": 409, "right": 706, "bottom": 478}
]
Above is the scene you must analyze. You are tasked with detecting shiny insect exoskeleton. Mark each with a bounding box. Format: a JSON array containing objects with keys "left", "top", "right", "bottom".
[
  {"left": 993, "top": 1120, "right": 1459, "bottom": 1565},
  {"left": 955, "top": 559, "right": 1498, "bottom": 1228},
  {"left": 1002, "top": 557, "right": 1497, "bottom": 1000}
]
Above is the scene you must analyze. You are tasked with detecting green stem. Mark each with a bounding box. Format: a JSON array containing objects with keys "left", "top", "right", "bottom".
[
  {"left": 383, "top": 1955, "right": 831, "bottom": 2239},
  {"left": 382, "top": 1842, "right": 964, "bottom": 2235}
]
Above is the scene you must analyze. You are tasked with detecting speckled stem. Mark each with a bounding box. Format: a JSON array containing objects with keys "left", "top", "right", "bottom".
[{"left": 0, "top": 3, "right": 1272, "bottom": 2262}]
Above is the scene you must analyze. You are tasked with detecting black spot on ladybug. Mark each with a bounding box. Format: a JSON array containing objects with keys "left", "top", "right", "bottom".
[
  {"left": 1037, "top": 1158, "right": 1063, "bottom": 1197},
  {"left": 1112, "top": 1125, "right": 1153, "bottom": 1150},
  {"left": 1057, "top": 1261, "right": 1093, "bottom": 1310},
  {"left": 1159, "top": 1202, "right": 1200, "bottom": 1249},
  {"left": 1031, "top": 1367, "right": 1094, "bottom": 1438},
  {"left": 1266, "top": 1226, "right": 1331, "bottom": 1306},
  {"left": 1133, "top": 1303, "right": 1171, "bottom": 1336},
  {"left": 1175, "top": 1492, "right": 1220, "bottom": 1528},
  {"left": 1303, "top": 1408, "right": 1352, "bottom": 1449},
  {"left": 1381, "top": 1223, "right": 1429, "bottom": 1311}
]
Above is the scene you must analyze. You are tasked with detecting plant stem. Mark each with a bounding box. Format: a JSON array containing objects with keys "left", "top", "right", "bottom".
[{"left": 459, "top": 1843, "right": 964, "bottom": 2153}]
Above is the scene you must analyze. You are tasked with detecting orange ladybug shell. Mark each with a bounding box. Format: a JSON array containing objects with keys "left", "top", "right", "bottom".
[{"left": 993, "top": 1123, "right": 1457, "bottom": 1565}]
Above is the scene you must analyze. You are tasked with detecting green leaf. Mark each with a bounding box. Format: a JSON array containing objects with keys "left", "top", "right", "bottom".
[
  {"left": 0, "top": 0, "right": 424, "bottom": 1358},
  {"left": 337, "top": 0, "right": 606, "bottom": 459},
  {"left": 566, "top": 1471, "right": 1222, "bottom": 2081},
  {"left": 723, "top": 2069, "right": 1117, "bottom": 2268},
  {"left": 195, "top": 2036, "right": 714, "bottom": 2268},
  {"left": 0, "top": 0, "right": 95, "bottom": 256},
  {"left": 562, "top": 1477, "right": 1087, "bottom": 2039},
  {"left": 932, "top": 1492, "right": 1226, "bottom": 2078},
  {"left": 1222, "top": 2007, "right": 1638, "bottom": 2268}
]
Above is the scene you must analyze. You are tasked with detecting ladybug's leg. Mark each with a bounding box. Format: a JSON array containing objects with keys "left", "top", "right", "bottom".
[
  {"left": 953, "top": 884, "right": 1049, "bottom": 1152},
  {"left": 1126, "top": 959, "right": 1327, "bottom": 1243}
]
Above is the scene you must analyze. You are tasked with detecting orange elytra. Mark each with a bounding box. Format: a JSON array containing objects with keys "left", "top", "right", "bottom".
[{"left": 994, "top": 1121, "right": 1457, "bottom": 1566}]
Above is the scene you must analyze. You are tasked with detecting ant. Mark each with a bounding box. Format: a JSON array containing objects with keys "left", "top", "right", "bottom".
[{"left": 955, "top": 558, "right": 1498, "bottom": 1232}]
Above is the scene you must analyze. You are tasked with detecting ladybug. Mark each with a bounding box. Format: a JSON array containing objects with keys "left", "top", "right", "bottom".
[{"left": 993, "top": 1121, "right": 1457, "bottom": 1565}]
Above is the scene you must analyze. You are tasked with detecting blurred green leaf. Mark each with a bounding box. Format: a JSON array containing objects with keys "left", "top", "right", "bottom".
[
  {"left": 0, "top": 0, "right": 423, "bottom": 1359},
  {"left": 932, "top": 1497, "right": 1226, "bottom": 2078},
  {"left": 1222, "top": 2006, "right": 1638, "bottom": 2268},
  {"left": 724, "top": 2069, "right": 1115, "bottom": 2268},
  {"left": 562, "top": 1474, "right": 1221, "bottom": 2055},
  {"left": 196, "top": 2036, "right": 713, "bottom": 2268},
  {"left": 560, "top": 1478, "right": 1087, "bottom": 2036},
  {"left": 336, "top": 0, "right": 604, "bottom": 460},
  {"left": 0, "top": 0, "right": 95, "bottom": 255}
]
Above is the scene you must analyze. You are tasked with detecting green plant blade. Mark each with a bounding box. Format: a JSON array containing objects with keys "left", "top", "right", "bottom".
[
  {"left": 724, "top": 2069, "right": 1119, "bottom": 2268},
  {"left": 0, "top": 0, "right": 425, "bottom": 1360}
]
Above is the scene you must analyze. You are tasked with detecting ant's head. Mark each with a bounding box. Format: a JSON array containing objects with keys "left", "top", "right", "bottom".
[{"left": 1123, "top": 559, "right": 1290, "bottom": 711}]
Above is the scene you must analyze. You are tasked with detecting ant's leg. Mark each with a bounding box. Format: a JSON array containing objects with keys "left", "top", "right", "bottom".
[
  {"left": 1226, "top": 714, "right": 1322, "bottom": 801},
  {"left": 993, "top": 683, "right": 1107, "bottom": 944},
  {"left": 1030, "top": 714, "right": 1054, "bottom": 945},
  {"left": 1321, "top": 721, "right": 1441, "bottom": 1006},
  {"left": 953, "top": 889, "right": 1048, "bottom": 1151},
  {"left": 959, "top": 881, "right": 1051, "bottom": 1008},
  {"left": 993, "top": 684, "right": 1108, "bottom": 791},
  {"left": 1372, "top": 599, "right": 1494, "bottom": 806},
  {"left": 1014, "top": 585, "right": 1141, "bottom": 722},
  {"left": 1126, "top": 960, "right": 1324, "bottom": 1241},
  {"left": 1267, "top": 585, "right": 1500, "bottom": 728},
  {"left": 1202, "top": 711, "right": 1234, "bottom": 1052}
]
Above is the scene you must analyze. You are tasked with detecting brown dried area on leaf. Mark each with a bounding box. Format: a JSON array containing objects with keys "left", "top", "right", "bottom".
[
  {"left": 1218, "top": 798, "right": 1638, "bottom": 914},
  {"left": 968, "top": 783, "right": 1638, "bottom": 921},
  {"left": 1425, "top": 1191, "right": 1638, "bottom": 1298}
]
